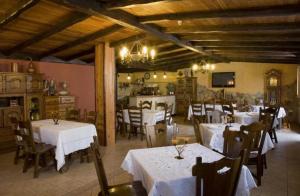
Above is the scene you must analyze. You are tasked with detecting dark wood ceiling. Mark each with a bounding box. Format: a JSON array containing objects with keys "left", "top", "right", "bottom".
[{"left": 0, "top": 0, "right": 299, "bottom": 72}]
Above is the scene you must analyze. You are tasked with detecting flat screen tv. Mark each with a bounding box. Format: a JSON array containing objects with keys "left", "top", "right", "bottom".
[{"left": 212, "top": 72, "right": 235, "bottom": 88}]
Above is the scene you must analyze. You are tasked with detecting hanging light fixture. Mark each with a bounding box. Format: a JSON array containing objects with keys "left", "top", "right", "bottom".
[
  {"left": 153, "top": 72, "right": 157, "bottom": 79},
  {"left": 191, "top": 59, "right": 216, "bottom": 74},
  {"left": 119, "top": 38, "right": 156, "bottom": 64},
  {"left": 163, "top": 72, "right": 167, "bottom": 79},
  {"left": 127, "top": 73, "right": 131, "bottom": 80}
]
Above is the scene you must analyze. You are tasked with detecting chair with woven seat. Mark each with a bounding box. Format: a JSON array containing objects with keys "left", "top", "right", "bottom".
[
  {"left": 128, "top": 106, "right": 145, "bottom": 140},
  {"left": 10, "top": 117, "right": 25, "bottom": 165},
  {"left": 192, "top": 153, "right": 244, "bottom": 196},
  {"left": 204, "top": 100, "right": 215, "bottom": 123},
  {"left": 191, "top": 101, "right": 206, "bottom": 123},
  {"left": 259, "top": 106, "right": 279, "bottom": 143},
  {"left": 192, "top": 117, "right": 203, "bottom": 145},
  {"left": 139, "top": 100, "right": 152, "bottom": 110},
  {"left": 145, "top": 124, "right": 168, "bottom": 148},
  {"left": 83, "top": 109, "right": 97, "bottom": 125},
  {"left": 222, "top": 102, "right": 235, "bottom": 123},
  {"left": 240, "top": 122, "right": 268, "bottom": 186},
  {"left": 20, "top": 121, "right": 56, "bottom": 178},
  {"left": 116, "top": 104, "right": 127, "bottom": 136},
  {"left": 90, "top": 137, "right": 147, "bottom": 196},
  {"left": 66, "top": 108, "right": 81, "bottom": 121}
]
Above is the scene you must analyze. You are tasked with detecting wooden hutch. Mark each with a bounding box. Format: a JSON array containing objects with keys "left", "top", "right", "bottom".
[
  {"left": 0, "top": 72, "right": 44, "bottom": 153},
  {"left": 175, "top": 77, "right": 197, "bottom": 115}
]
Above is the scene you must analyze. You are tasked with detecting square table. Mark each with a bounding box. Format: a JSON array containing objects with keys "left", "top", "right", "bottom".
[
  {"left": 122, "top": 143, "right": 256, "bottom": 196},
  {"left": 123, "top": 109, "right": 165, "bottom": 126},
  {"left": 32, "top": 119, "right": 97, "bottom": 170},
  {"left": 199, "top": 123, "right": 274, "bottom": 153}
]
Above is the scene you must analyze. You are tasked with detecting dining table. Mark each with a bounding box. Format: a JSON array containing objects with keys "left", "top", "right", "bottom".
[
  {"left": 31, "top": 119, "right": 97, "bottom": 170},
  {"left": 199, "top": 123, "right": 274, "bottom": 153},
  {"left": 233, "top": 112, "right": 260, "bottom": 125},
  {"left": 123, "top": 109, "right": 165, "bottom": 126},
  {"left": 122, "top": 143, "right": 256, "bottom": 196}
]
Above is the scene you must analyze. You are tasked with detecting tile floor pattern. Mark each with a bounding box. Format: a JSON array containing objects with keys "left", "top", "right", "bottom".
[{"left": 0, "top": 124, "right": 299, "bottom": 196}]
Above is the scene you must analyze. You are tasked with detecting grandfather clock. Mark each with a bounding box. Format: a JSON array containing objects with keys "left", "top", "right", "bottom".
[{"left": 264, "top": 69, "right": 281, "bottom": 105}]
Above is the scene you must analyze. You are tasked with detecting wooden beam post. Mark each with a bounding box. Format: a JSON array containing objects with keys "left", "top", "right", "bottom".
[{"left": 94, "top": 42, "right": 116, "bottom": 146}]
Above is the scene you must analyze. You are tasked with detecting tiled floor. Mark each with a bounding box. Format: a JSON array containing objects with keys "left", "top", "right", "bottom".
[{"left": 0, "top": 122, "right": 299, "bottom": 196}]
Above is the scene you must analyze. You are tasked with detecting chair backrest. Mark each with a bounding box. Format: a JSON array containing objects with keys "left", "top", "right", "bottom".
[
  {"left": 204, "top": 101, "right": 215, "bottom": 115},
  {"left": 83, "top": 109, "right": 97, "bottom": 124},
  {"left": 116, "top": 104, "right": 124, "bottom": 123},
  {"left": 240, "top": 122, "right": 267, "bottom": 156},
  {"left": 222, "top": 102, "right": 234, "bottom": 115},
  {"left": 192, "top": 154, "right": 244, "bottom": 196},
  {"left": 66, "top": 108, "right": 81, "bottom": 121},
  {"left": 145, "top": 124, "right": 168, "bottom": 148},
  {"left": 192, "top": 117, "right": 203, "bottom": 145},
  {"left": 155, "top": 102, "right": 166, "bottom": 110},
  {"left": 90, "top": 140, "right": 109, "bottom": 196},
  {"left": 128, "top": 106, "right": 143, "bottom": 127},
  {"left": 191, "top": 101, "right": 204, "bottom": 117},
  {"left": 259, "top": 107, "right": 279, "bottom": 130},
  {"left": 164, "top": 104, "right": 173, "bottom": 125},
  {"left": 223, "top": 126, "right": 251, "bottom": 163},
  {"left": 18, "top": 120, "right": 36, "bottom": 153},
  {"left": 140, "top": 100, "right": 152, "bottom": 110}
]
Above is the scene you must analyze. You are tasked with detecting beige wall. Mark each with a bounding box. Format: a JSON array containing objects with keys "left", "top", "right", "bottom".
[{"left": 193, "top": 62, "right": 298, "bottom": 95}]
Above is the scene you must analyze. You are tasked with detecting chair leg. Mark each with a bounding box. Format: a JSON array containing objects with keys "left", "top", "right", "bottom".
[
  {"left": 263, "top": 154, "right": 267, "bottom": 169},
  {"left": 34, "top": 154, "right": 40, "bottom": 178},
  {"left": 14, "top": 146, "right": 20, "bottom": 165},
  {"left": 23, "top": 153, "right": 29, "bottom": 173},
  {"left": 256, "top": 157, "right": 262, "bottom": 186},
  {"left": 273, "top": 129, "right": 278, "bottom": 143}
]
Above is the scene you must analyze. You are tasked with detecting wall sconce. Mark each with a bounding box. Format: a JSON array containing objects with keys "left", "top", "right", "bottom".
[
  {"left": 153, "top": 72, "right": 157, "bottom": 79},
  {"left": 127, "top": 73, "right": 131, "bottom": 80},
  {"left": 163, "top": 72, "right": 167, "bottom": 79}
]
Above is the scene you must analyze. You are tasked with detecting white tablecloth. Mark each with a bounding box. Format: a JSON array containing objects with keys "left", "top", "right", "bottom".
[
  {"left": 122, "top": 143, "right": 256, "bottom": 196},
  {"left": 123, "top": 109, "right": 165, "bottom": 126},
  {"left": 251, "top": 105, "right": 286, "bottom": 118},
  {"left": 32, "top": 119, "right": 97, "bottom": 170},
  {"left": 187, "top": 104, "right": 223, "bottom": 120},
  {"left": 234, "top": 112, "right": 260, "bottom": 125},
  {"left": 199, "top": 123, "right": 274, "bottom": 154}
]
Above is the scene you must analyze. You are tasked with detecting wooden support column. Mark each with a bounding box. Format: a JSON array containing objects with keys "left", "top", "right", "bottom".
[{"left": 95, "top": 42, "right": 116, "bottom": 146}]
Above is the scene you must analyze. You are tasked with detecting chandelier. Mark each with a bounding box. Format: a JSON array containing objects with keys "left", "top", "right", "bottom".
[
  {"left": 119, "top": 40, "right": 156, "bottom": 64},
  {"left": 192, "top": 59, "right": 216, "bottom": 74}
]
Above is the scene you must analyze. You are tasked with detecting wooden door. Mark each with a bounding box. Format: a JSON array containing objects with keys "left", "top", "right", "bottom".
[
  {"left": 26, "top": 74, "right": 43, "bottom": 93},
  {"left": 5, "top": 74, "right": 26, "bottom": 94}
]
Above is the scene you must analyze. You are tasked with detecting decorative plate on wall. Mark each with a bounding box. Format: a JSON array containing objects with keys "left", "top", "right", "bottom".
[{"left": 144, "top": 72, "right": 150, "bottom": 80}]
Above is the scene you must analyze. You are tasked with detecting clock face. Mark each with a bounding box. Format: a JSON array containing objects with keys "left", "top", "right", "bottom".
[{"left": 144, "top": 72, "right": 150, "bottom": 80}]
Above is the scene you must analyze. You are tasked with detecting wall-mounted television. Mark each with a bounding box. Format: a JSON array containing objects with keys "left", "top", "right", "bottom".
[{"left": 212, "top": 72, "right": 235, "bottom": 88}]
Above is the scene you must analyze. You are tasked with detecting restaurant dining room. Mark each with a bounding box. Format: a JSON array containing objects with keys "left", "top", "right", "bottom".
[{"left": 0, "top": 0, "right": 300, "bottom": 196}]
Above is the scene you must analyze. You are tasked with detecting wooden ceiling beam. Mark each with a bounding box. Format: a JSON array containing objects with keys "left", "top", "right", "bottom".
[
  {"left": 0, "top": 0, "right": 40, "bottom": 28},
  {"left": 193, "top": 41, "right": 300, "bottom": 48},
  {"left": 204, "top": 46, "right": 300, "bottom": 53},
  {"left": 139, "top": 4, "right": 300, "bottom": 23},
  {"left": 183, "top": 33, "right": 300, "bottom": 42},
  {"left": 166, "top": 22, "right": 300, "bottom": 34},
  {"left": 227, "top": 57, "right": 300, "bottom": 64},
  {"left": 56, "top": 0, "right": 207, "bottom": 55},
  {"left": 158, "top": 50, "right": 192, "bottom": 59},
  {"left": 103, "top": 0, "right": 178, "bottom": 10},
  {"left": 110, "top": 33, "right": 147, "bottom": 47},
  {"left": 5, "top": 12, "right": 88, "bottom": 55},
  {"left": 39, "top": 24, "right": 122, "bottom": 57}
]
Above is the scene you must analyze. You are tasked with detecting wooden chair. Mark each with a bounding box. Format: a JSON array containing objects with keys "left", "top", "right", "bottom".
[
  {"left": 192, "top": 154, "right": 244, "bottom": 196},
  {"left": 116, "top": 104, "right": 127, "bottom": 136},
  {"left": 145, "top": 124, "right": 168, "bottom": 148},
  {"left": 164, "top": 104, "right": 173, "bottom": 125},
  {"left": 222, "top": 102, "right": 235, "bottom": 123},
  {"left": 259, "top": 106, "right": 279, "bottom": 143},
  {"left": 84, "top": 109, "right": 97, "bottom": 124},
  {"left": 192, "top": 117, "right": 203, "bottom": 145},
  {"left": 90, "top": 138, "right": 147, "bottom": 196},
  {"left": 155, "top": 102, "right": 166, "bottom": 110},
  {"left": 191, "top": 101, "right": 206, "bottom": 123},
  {"left": 66, "top": 108, "right": 81, "bottom": 121},
  {"left": 204, "top": 100, "right": 215, "bottom": 123},
  {"left": 240, "top": 122, "right": 268, "bottom": 186},
  {"left": 139, "top": 100, "right": 152, "bottom": 110},
  {"left": 20, "top": 121, "right": 56, "bottom": 178},
  {"left": 10, "top": 117, "right": 25, "bottom": 165},
  {"left": 128, "top": 106, "right": 145, "bottom": 140}
]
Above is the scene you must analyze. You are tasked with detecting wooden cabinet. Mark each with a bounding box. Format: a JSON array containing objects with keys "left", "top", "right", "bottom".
[
  {"left": 0, "top": 75, "right": 4, "bottom": 93},
  {"left": 4, "top": 74, "right": 26, "bottom": 94},
  {"left": 26, "top": 74, "right": 44, "bottom": 93},
  {"left": 175, "top": 77, "right": 197, "bottom": 114},
  {"left": 26, "top": 93, "right": 43, "bottom": 121},
  {"left": 44, "top": 96, "right": 75, "bottom": 119},
  {"left": 2, "top": 106, "right": 23, "bottom": 128}
]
